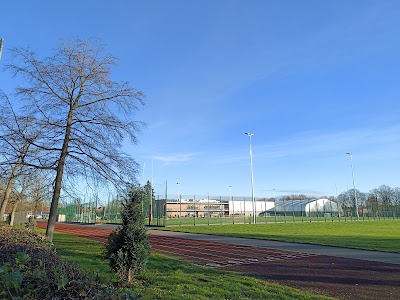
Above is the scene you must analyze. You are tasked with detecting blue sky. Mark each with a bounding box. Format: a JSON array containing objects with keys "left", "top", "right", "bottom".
[{"left": 1, "top": 1, "right": 400, "bottom": 198}]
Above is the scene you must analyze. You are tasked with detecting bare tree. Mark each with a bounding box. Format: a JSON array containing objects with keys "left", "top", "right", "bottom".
[
  {"left": 0, "top": 91, "right": 42, "bottom": 221},
  {"left": 393, "top": 187, "right": 400, "bottom": 217},
  {"left": 372, "top": 185, "right": 393, "bottom": 205},
  {"left": 371, "top": 185, "right": 394, "bottom": 217},
  {"left": 8, "top": 178, "right": 29, "bottom": 226},
  {"left": 6, "top": 38, "right": 145, "bottom": 241},
  {"left": 26, "top": 171, "right": 52, "bottom": 217},
  {"left": 337, "top": 189, "right": 364, "bottom": 217}
]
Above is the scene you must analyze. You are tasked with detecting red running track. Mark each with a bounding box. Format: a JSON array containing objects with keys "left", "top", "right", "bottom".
[{"left": 37, "top": 222, "right": 400, "bottom": 300}]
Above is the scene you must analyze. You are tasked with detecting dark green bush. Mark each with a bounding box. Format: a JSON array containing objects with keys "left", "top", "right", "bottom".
[{"left": 105, "top": 187, "right": 151, "bottom": 284}]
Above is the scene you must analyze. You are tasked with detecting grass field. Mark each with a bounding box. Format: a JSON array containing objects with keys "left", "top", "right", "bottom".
[
  {"left": 50, "top": 231, "right": 334, "bottom": 300},
  {"left": 160, "top": 219, "right": 400, "bottom": 252},
  {"left": 147, "top": 213, "right": 398, "bottom": 227}
]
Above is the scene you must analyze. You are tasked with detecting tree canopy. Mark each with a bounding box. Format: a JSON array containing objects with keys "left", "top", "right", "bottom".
[{"left": 4, "top": 38, "right": 145, "bottom": 240}]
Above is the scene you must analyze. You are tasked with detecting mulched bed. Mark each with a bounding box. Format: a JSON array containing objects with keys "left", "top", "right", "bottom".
[{"left": 37, "top": 222, "right": 400, "bottom": 300}]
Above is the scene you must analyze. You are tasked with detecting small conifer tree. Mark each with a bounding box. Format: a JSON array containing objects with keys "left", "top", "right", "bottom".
[{"left": 105, "top": 186, "right": 151, "bottom": 284}]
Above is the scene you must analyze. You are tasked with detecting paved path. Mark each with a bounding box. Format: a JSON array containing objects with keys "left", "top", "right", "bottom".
[{"left": 147, "top": 229, "right": 400, "bottom": 265}]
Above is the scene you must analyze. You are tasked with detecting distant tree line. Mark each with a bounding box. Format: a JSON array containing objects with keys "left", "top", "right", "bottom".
[
  {"left": 337, "top": 185, "right": 400, "bottom": 217},
  {"left": 260, "top": 185, "right": 400, "bottom": 218}
]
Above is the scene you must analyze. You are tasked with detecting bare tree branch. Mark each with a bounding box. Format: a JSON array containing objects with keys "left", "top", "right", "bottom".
[{"left": 5, "top": 37, "right": 145, "bottom": 241}]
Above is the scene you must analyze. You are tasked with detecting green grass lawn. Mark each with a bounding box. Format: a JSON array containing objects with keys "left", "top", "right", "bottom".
[
  {"left": 50, "top": 231, "right": 334, "bottom": 300},
  {"left": 150, "top": 216, "right": 328, "bottom": 226},
  {"left": 160, "top": 219, "right": 400, "bottom": 252}
]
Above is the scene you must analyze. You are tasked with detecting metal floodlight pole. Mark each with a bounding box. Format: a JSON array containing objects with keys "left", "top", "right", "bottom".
[
  {"left": 0, "top": 38, "right": 4, "bottom": 61},
  {"left": 346, "top": 152, "right": 360, "bottom": 220},
  {"left": 245, "top": 132, "right": 256, "bottom": 224}
]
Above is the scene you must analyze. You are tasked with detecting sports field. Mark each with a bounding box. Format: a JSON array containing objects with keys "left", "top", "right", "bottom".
[
  {"left": 161, "top": 219, "right": 400, "bottom": 252},
  {"left": 36, "top": 221, "right": 400, "bottom": 300}
]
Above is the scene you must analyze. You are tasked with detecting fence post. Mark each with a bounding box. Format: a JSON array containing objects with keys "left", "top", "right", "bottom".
[
  {"left": 232, "top": 196, "right": 235, "bottom": 225},
  {"left": 193, "top": 195, "right": 196, "bottom": 226},
  {"left": 220, "top": 196, "right": 223, "bottom": 225},
  {"left": 243, "top": 197, "right": 246, "bottom": 224},
  {"left": 179, "top": 194, "right": 182, "bottom": 226},
  {"left": 208, "top": 194, "right": 210, "bottom": 225}
]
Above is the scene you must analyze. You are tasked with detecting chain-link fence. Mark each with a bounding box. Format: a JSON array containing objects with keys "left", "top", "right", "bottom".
[{"left": 57, "top": 194, "right": 400, "bottom": 226}]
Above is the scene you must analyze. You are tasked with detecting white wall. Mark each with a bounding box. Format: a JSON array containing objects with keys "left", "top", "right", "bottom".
[{"left": 229, "top": 200, "right": 274, "bottom": 216}]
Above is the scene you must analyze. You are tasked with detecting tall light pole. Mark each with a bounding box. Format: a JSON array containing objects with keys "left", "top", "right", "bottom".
[
  {"left": 245, "top": 132, "right": 256, "bottom": 224},
  {"left": 346, "top": 152, "right": 359, "bottom": 220},
  {"left": 0, "top": 38, "right": 4, "bottom": 61}
]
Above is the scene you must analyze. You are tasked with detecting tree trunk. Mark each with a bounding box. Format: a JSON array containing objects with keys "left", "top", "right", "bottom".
[
  {"left": 9, "top": 201, "right": 18, "bottom": 226},
  {"left": 46, "top": 108, "right": 74, "bottom": 242},
  {"left": 0, "top": 161, "right": 20, "bottom": 221},
  {"left": 128, "top": 268, "right": 133, "bottom": 284},
  {"left": 0, "top": 179, "right": 13, "bottom": 222}
]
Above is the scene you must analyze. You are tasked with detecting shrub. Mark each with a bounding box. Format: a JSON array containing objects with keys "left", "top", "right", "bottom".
[
  {"left": 0, "top": 224, "right": 139, "bottom": 299},
  {"left": 25, "top": 216, "right": 37, "bottom": 230},
  {"left": 105, "top": 187, "right": 151, "bottom": 284}
]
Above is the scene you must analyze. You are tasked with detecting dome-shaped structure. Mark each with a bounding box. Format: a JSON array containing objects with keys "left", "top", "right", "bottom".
[{"left": 264, "top": 198, "right": 341, "bottom": 217}]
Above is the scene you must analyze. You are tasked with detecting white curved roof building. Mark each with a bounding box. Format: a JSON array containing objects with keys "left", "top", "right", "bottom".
[{"left": 266, "top": 198, "right": 341, "bottom": 216}]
